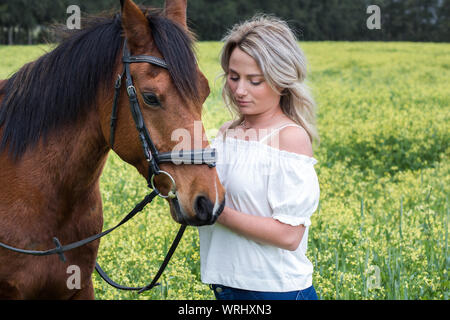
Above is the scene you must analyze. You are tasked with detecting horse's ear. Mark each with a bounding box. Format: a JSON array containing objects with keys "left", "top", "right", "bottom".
[
  {"left": 164, "top": 0, "right": 188, "bottom": 30},
  {"left": 121, "top": 0, "right": 153, "bottom": 52}
]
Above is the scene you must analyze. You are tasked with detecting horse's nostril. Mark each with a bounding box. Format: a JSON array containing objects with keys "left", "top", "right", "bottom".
[{"left": 194, "top": 195, "right": 214, "bottom": 222}]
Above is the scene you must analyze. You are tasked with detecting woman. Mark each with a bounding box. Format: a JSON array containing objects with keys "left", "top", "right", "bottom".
[{"left": 198, "top": 15, "right": 320, "bottom": 300}]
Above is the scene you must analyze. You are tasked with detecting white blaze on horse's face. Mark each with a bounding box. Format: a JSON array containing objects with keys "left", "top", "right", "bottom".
[{"left": 212, "top": 179, "right": 222, "bottom": 217}]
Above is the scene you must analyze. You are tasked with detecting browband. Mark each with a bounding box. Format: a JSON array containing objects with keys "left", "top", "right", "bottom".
[{"left": 122, "top": 55, "right": 168, "bottom": 69}]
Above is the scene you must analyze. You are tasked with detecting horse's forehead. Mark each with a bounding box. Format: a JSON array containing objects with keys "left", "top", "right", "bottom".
[
  {"left": 132, "top": 67, "right": 200, "bottom": 115},
  {"left": 136, "top": 64, "right": 205, "bottom": 101},
  {"left": 133, "top": 64, "right": 169, "bottom": 90},
  {"left": 146, "top": 64, "right": 163, "bottom": 79}
]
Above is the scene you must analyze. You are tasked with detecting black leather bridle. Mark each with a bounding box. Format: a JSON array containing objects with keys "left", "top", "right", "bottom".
[
  {"left": 111, "top": 40, "right": 217, "bottom": 199},
  {"left": 0, "top": 39, "right": 217, "bottom": 294}
]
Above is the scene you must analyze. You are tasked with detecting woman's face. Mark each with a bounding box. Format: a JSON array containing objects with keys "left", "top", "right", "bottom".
[{"left": 227, "top": 47, "right": 281, "bottom": 116}]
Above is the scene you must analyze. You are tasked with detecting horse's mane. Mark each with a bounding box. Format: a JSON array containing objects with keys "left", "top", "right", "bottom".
[{"left": 0, "top": 9, "right": 199, "bottom": 160}]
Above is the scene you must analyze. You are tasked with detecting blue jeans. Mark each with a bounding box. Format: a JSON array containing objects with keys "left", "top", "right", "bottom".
[{"left": 210, "top": 284, "right": 319, "bottom": 300}]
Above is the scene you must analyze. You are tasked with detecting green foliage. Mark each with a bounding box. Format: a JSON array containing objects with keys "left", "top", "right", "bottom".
[
  {"left": 0, "top": 41, "right": 448, "bottom": 299},
  {"left": 0, "top": 44, "right": 53, "bottom": 78},
  {"left": 0, "top": 0, "right": 449, "bottom": 43}
]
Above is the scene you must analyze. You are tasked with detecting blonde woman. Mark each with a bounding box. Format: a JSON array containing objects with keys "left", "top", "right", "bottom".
[{"left": 198, "top": 15, "right": 320, "bottom": 300}]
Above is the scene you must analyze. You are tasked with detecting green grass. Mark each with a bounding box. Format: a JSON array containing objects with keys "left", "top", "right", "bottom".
[{"left": 0, "top": 42, "right": 448, "bottom": 299}]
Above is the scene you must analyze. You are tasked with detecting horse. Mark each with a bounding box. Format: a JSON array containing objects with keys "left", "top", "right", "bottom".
[{"left": 0, "top": 0, "right": 225, "bottom": 299}]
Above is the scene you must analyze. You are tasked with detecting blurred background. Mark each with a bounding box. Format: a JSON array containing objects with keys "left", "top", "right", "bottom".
[{"left": 0, "top": 0, "right": 449, "bottom": 44}]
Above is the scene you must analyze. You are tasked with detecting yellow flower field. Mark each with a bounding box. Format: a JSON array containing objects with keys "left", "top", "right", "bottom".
[{"left": 0, "top": 41, "right": 448, "bottom": 300}]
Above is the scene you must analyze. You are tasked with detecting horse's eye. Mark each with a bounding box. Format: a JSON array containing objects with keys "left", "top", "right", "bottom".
[{"left": 142, "top": 93, "right": 160, "bottom": 107}]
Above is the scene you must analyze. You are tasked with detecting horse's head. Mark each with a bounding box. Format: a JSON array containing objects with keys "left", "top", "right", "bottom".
[{"left": 99, "top": 0, "right": 225, "bottom": 226}]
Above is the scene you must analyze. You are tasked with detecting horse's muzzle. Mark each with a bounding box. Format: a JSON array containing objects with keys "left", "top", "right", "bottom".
[{"left": 169, "top": 196, "right": 224, "bottom": 226}]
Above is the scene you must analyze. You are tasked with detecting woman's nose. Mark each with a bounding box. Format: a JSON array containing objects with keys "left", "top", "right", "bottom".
[{"left": 235, "top": 81, "right": 247, "bottom": 96}]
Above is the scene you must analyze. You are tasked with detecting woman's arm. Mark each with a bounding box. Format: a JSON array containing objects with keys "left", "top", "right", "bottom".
[{"left": 217, "top": 206, "right": 305, "bottom": 251}]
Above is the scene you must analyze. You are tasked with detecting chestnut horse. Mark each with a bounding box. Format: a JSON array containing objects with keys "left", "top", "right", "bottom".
[{"left": 0, "top": 0, "right": 225, "bottom": 299}]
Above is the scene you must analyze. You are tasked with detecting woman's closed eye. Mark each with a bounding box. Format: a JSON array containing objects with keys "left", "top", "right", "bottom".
[
  {"left": 250, "top": 80, "right": 263, "bottom": 86},
  {"left": 229, "top": 76, "right": 263, "bottom": 86}
]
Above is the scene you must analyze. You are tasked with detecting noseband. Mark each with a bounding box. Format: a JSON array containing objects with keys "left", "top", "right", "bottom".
[
  {"left": 110, "top": 40, "right": 216, "bottom": 199},
  {"left": 0, "top": 39, "right": 217, "bottom": 294}
]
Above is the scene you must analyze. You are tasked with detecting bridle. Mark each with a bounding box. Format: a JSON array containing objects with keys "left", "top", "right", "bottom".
[
  {"left": 110, "top": 40, "right": 217, "bottom": 199},
  {"left": 0, "top": 39, "right": 217, "bottom": 294}
]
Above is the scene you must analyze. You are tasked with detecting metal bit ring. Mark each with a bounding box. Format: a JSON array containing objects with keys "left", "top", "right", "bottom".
[{"left": 150, "top": 170, "right": 177, "bottom": 199}]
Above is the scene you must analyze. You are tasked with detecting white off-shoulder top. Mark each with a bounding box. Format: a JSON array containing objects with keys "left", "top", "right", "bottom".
[{"left": 198, "top": 124, "right": 320, "bottom": 292}]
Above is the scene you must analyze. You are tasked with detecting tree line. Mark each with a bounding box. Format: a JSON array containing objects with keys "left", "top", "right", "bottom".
[{"left": 0, "top": 0, "right": 448, "bottom": 44}]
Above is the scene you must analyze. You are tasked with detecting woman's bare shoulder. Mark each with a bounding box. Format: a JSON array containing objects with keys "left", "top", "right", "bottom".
[{"left": 277, "top": 125, "right": 313, "bottom": 157}]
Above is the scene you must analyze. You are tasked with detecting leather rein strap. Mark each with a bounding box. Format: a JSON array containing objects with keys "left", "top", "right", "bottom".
[
  {"left": 95, "top": 224, "right": 186, "bottom": 293},
  {"left": 0, "top": 190, "right": 159, "bottom": 264},
  {"left": 0, "top": 189, "right": 182, "bottom": 294}
]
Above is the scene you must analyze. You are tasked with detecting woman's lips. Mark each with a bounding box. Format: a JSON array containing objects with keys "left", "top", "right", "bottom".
[{"left": 237, "top": 100, "right": 251, "bottom": 106}]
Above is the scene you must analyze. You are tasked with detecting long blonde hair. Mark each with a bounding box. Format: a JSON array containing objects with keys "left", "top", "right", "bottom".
[{"left": 220, "top": 14, "right": 319, "bottom": 143}]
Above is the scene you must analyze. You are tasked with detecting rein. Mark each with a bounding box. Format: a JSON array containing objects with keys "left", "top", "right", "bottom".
[{"left": 0, "top": 39, "right": 216, "bottom": 294}]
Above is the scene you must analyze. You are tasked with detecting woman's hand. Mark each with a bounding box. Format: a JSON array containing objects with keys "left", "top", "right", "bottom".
[{"left": 217, "top": 206, "right": 306, "bottom": 251}]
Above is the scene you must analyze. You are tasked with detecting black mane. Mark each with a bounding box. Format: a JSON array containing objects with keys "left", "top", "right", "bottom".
[{"left": 0, "top": 10, "right": 199, "bottom": 160}]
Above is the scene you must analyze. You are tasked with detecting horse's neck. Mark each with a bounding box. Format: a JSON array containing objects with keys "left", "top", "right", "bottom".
[
  {"left": 1, "top": 108, "right": 109, "bottom": 211},
  {"left": 44, "top": 112, "right": 109, "bottom": 198}
]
